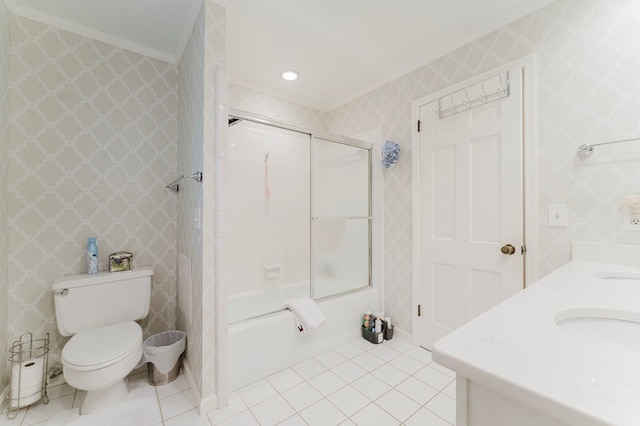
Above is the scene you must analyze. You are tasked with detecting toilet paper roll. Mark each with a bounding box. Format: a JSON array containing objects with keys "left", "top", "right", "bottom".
[{"left": 10, "top": 358, "right": 44, "bottom": 408}]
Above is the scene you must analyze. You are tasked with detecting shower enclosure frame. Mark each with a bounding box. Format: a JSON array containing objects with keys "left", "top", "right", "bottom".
[{"left": 227, "top": 108, "right": 374, "bottom": 321}]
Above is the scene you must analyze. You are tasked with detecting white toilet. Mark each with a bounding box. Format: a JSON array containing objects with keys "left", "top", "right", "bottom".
[{"left": 52, "top": 267, "right": 153, "bottom": 414}]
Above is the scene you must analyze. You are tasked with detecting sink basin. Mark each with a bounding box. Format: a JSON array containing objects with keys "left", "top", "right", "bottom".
[
  {"left": 555, "top": 308, "right": 640, "bottom": 354},
  {"left": 595, "top": 271, "right": 640, "bottom": 281}
]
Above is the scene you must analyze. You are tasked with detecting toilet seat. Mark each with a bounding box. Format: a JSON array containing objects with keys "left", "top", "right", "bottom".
[{"left": 62, "top": 321, "right": 142, "bottom": 371}]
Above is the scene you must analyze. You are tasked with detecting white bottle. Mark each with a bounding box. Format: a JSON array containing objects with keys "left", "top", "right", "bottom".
[
  {"left": 374, "top": 318, "right": 382, "bottom": 334},
  {"left": 86, "top": 237, "right": 99, "bottom": 275}
]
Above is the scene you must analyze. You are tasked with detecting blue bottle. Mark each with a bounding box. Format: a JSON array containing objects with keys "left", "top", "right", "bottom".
[{"left": 86, "top": 237, "right": 98, "bottom": 275}]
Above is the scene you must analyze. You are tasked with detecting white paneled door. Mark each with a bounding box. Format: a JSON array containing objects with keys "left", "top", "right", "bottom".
[{"left": 418, "top": 68, "right": 524, "bottom": 349}]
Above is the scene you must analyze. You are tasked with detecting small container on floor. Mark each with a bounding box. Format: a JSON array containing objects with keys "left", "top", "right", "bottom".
[
  {"left": 384, "top": 325, "right": 394, "bottom": 340},
  {"left": 148, "top": 359, "right": 181, "bottom": 386}
]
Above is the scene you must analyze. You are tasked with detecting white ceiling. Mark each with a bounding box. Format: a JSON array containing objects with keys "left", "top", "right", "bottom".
[{"left": 5, "top": 0, "right": 557, "bottom": 111}]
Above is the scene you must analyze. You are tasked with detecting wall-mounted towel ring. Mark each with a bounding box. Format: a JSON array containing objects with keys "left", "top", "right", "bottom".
[
  {"left": 381, "top": 140, "right": 400, "bottom": 169},
  {"left": 165, "top": 172, "right": 203, "bottom": 192}
]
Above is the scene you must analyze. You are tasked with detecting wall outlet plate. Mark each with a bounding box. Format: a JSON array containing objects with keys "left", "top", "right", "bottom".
[{"left": 623, "top": 212, "right": 640, "bottom": 231}]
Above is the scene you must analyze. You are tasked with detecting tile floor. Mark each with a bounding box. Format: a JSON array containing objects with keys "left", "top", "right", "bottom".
[{"left": 1, "top": 337, "right": 456, "bottom": 425}]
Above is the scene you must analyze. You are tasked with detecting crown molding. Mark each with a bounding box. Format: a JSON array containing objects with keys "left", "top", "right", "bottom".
[{"left": 10, "top": 3, "right": 180, "bottom": 64}]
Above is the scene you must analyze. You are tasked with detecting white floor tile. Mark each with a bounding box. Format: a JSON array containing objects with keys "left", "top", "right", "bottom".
[
  {"left": 207, "top": 391, "right": 247, "bottom": 424},
  {"left": 350, "top": 402, "right": 400, "bottom": 426},
  {"left": 218, "top": 410, "right": 259, "bottom": 426},
  {"left": 425, "top": 393, "right": 455, "bottom": 424},
  {"left": 351, "top": 374, "right": 391, "bottom": 401},
  {"left": 357, "top": 352, "right": 385, "bottom": 372},
  {"left": 350, "top": 337, "right": 378, "bottom": 351},
  {"left": 156, "top": 375, "right": 189, "bottom": 399},
  {"left": 13, "top": 342, "right": 456, "bottom": 426},
  {"left": 46, "top": 383, "right": 76, "bottom": 401},
  {"left": 333, "top": 342, "right": 365, "bottom": 359},
  {"left": 281, "top": 382, "right": 323, "bottom": 412},
  {"left": 371, "top": 364, "right": 408, "bottom": 387},
  {"left": 405, "top": 347, "right": 433, "bottom": 364},
  {"left": 395, "top": 376, "right": 438, "bottom": 405},
  {"left": 164, "top": 408, "right": 211, "bottom": 426},
  {"left": 277, "top": 414, "right": 307, "bottom": 425},
  {"left": 369, "top": 344, "right": 401, "bottom": 362},
  {"left": 23, "top": 395, "right": 74, "bottom": 425},
  {"left": 72, "top": 391, "right": 85, "bottom": 409},
  {"left": 413, "top": 366, "right": 455, "bottom": 391},
  {"left": 160, "top": 389, "right": 196, "bottom": 420},
  {"left": 389, "top": 354, "right": 425, "bottom": 375},
  {"left": 375, "top": 389, "right": 421, "bottom": 422},
  {"left": 250, "top": 395, "right": 295, "bottom": 426},
  {"left": 405, "top": 407, "right": 452, "bottom": 426},
  {"left": 292, "top": 358, "right": 327, "bottom": 380},
  {"left": 299, "top": 399, "right": 346, "bottom": 426},
  {"left": 326, "top": 385, "right": 370, "bottom": 417},
  {"left": 383, "top": 338, "right": 414, "bottom": 353},
  {"left": 267, "top": 369, "right": 305, "bottom": 393},
  {"left": 339, "top": 420, "right": 356, "bottom": 425},
  {"left": 442, "top": 380, "right": 456, "bottom": 399},
  {"left": 315, "top": 350, "right": 348, "bottom": 369},
  {"left": 237, "top": 379, "right": 278, "bottom": 407},
  {"left": 430, "top": 361, "right": 456, "bottom": 378},
  {"left": 308, "top": 371, "right": 347, "bottom": 396},
  {"left": 0, "top": 407, "right": 27, "bottom": 425},
  {"left": 128, "top": 376, "right": 158, "bottom": 401},
  {"left": 330, "top": 360, "right": 367, "bottom": 384}
]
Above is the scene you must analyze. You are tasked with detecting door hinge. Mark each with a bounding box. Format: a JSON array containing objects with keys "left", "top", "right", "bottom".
[
  {"left": 521, "top": 245, "right": 527, "bottom": 255},
  {"left": 418, "top": 304, "right": 421, "bottom": 317},
  {"left": 417, "top": 120, "right": 421, "bottom": 132}
]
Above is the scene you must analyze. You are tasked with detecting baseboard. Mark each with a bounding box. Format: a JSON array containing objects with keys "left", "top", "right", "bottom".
[
  {"left": 393, "top": 327, "right": 414, "bottom": 346},
  {"left": 182, "top": 360, "right": 217, "bottom": 415}
]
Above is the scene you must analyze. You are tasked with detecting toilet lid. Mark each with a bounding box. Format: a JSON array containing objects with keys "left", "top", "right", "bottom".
[{"left": 62, "top": 321, "right": 142, "bottom": 368}]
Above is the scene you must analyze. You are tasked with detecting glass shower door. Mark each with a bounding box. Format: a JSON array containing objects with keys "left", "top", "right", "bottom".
[{"left": 312, "top": 137, "right": 371, "bottom": 299}]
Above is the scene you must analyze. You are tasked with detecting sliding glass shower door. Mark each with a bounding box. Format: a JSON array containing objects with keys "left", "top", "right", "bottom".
[
  {"left": 226, "top": 113, "right": 371, "bottom": 323},
  {"left": 312, "top": 137, "right": 371, "bottom": 299}
]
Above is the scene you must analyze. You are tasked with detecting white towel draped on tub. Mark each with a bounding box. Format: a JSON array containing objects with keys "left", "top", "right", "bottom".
[{"left": 284, "top": 298, "right": 327, "bottom": 335}]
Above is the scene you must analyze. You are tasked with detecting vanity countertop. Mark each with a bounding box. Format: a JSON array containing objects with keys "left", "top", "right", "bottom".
[{"left": 433, "top": 260, "right": 640, "bottom": 426}]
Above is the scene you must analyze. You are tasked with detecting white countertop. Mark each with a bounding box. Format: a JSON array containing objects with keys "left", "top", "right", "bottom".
[{"left": 433, "top": 260, "right": 640, "bottom": 426}]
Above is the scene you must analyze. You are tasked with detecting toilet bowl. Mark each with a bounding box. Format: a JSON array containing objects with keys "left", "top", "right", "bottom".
[
  {"left": 52, "top": 267, "right": 153, "bottom": 415},
  {"left": 61, "top": 321, "right": 143, "bottom": 414}
]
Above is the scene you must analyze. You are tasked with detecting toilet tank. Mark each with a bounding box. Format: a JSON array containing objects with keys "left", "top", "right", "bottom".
[{"left": 52, "top": 267, "right": 153, "bottom": 336}]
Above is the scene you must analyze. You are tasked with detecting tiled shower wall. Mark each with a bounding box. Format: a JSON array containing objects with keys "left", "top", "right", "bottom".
[
  {"left": 0, "top": 0, "right": 9, "bottom": 394},
  {"left": 6, "top": 15, "right": 180, "bottom": 364},
  {"left": 325, "top": 0, "right": 640, "bottom": 333},
  {"left": 226, "top": 122, "right": 310, "bottom": 298}
]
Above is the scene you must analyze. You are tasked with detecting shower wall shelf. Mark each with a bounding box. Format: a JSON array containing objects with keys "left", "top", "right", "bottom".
[{"left": 577, "top": 137, "right": 640, "bottom": 156}]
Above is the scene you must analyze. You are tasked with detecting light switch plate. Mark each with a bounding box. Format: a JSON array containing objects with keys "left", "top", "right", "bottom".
[{"left": 548, "top": 204, "right": 568, "bottom": 227}]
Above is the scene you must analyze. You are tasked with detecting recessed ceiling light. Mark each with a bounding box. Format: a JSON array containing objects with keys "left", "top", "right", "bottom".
[{"left": 281, "top": 70, "right": 299, "bottom": 81}]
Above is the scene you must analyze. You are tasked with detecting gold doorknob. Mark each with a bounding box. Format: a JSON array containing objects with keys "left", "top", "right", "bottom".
[{"left": 501, "top": 244, "right": 516, "bottom": 255}]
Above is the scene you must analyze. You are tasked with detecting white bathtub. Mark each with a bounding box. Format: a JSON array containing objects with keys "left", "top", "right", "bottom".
[{"left": 228, "top": 287, "right": 378, "bottom": 390}]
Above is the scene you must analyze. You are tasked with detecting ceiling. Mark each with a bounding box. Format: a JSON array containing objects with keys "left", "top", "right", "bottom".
[{"left": 5, "top": 0, "right": 557, "bottom": 111}]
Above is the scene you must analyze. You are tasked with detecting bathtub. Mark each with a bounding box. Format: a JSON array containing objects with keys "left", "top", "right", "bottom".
[{"left": 228, "top": 287, "right": 378, "bottom": 390}]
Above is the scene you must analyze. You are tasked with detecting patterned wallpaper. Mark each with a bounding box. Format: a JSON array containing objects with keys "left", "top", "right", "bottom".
[
  {"left": 0, "top": 0, "right": 10, "bottom": 395},
  {"left": 326, "top": 0, "right": 640, "bottom": 333},
  {"left": 177, "top": 2, "right": 205, "bottom": 397},
  {"left": 6, "top": 15, "right": 180, "bottom": 365}
]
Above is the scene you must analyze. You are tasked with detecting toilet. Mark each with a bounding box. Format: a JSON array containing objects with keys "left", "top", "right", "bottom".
[{"left": 52, "top": 267, "right": 153, "bottom": 414}]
